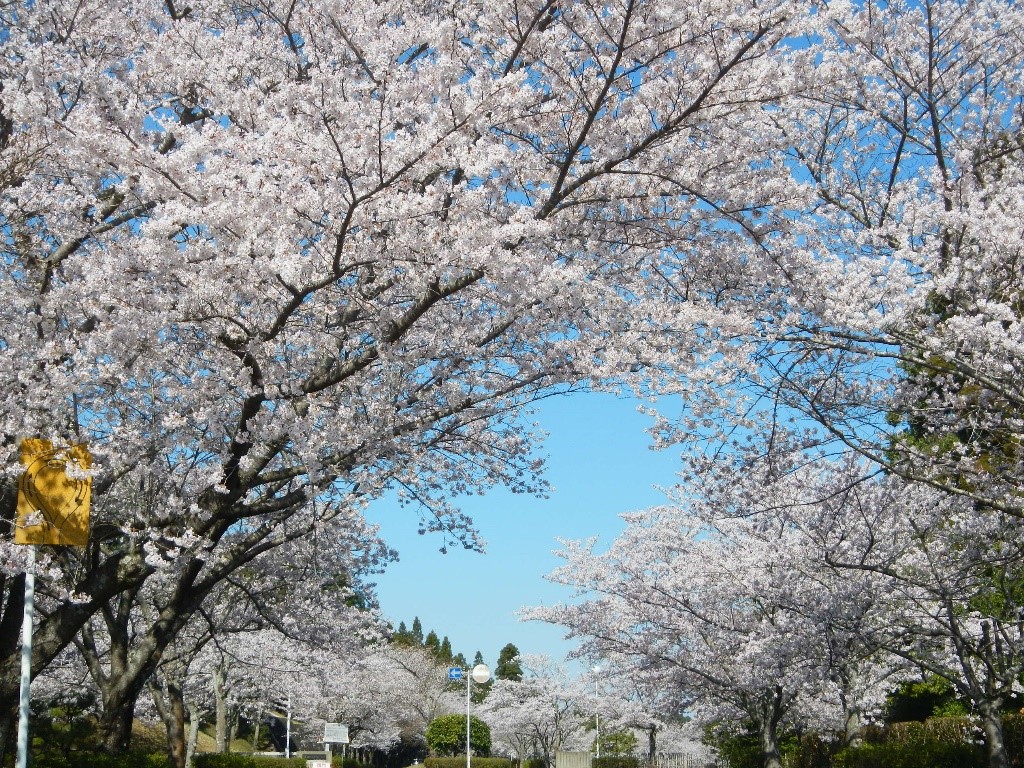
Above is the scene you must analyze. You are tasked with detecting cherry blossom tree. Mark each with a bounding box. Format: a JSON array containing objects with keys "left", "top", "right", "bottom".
[
  {"left": 332, "top": 643, "right": 463, "bottom": 754},
  {"left": 535, "top": 435, "right": 1024, "bottom": 768},
  {"left": 480, "top": 654, "right": 592, "bottom": 768},
  {"left": 0, "top": 0, "right": 817, "bottom": 754},
  {"left": 779, "top": 466, "right": 1024, "bottom": 768},
  {"left": 528, "top": 452, "right": 919, "bottom": 768},
  {"left": 49, "top": 506, "right": 384, "bottom": 766},
  {"left": 637, "top": 0, "right": 1024, "bottom": 518}
]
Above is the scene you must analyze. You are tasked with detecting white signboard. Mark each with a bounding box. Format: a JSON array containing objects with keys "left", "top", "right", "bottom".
[
  {"left": 307, "top": 761, "right": 331, "bottom": 768},
  {"left": 324, "top": 722, "right": 350, "bottom": 743}
]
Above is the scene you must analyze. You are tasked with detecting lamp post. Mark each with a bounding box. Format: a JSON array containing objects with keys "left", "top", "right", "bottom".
[
  {"left": 592, "top": 666, "right": 601, "bottom": 761},
  {"left": 467, "top": 664, "right": 490, "bottom": 768}
]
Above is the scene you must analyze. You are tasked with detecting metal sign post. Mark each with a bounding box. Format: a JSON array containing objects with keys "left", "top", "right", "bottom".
[
  {"left": 15, "top": 546, "right": 36, "bottom": 768},
  {"left": 12, "top": 439, "right": 93, "bottom": 768}
]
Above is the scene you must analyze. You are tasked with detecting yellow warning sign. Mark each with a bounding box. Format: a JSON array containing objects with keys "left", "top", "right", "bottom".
[{"left": 14, "top": 438, "right": 92, "bottom": 546}]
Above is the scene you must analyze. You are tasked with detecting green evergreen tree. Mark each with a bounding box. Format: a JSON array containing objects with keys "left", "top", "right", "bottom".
[
  {"left": 495, "top": 643, "right": 522, "bottom": 681},
  {"left": 439, "top": 636, "right": 454, "bottom": 662},
  {"left": 392, "top": 620, "right": 413, "bottom": 645},
  {"left": 425, "top": 630, "right": 441, "bottom": 655},
  {"left": 412, "top": 617, "right": 424, "bottom": 645}
]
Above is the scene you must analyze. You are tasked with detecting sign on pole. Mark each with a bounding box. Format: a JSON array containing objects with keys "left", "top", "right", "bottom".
[
  {"left": 15, "top": 438, "right": 93, "bottom": 768},
  {"left": 448, "top": 667, "right": 463, "bottom": 681},
  {"left": 14, "top": 439, "right": 93, "bottom": 546},
  {"left": 324, "top": 723, "right": 350, "bottom": 744}
]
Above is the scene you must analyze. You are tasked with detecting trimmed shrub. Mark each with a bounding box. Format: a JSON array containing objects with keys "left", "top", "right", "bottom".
[
  {"left": 31, "top": 751, "right": 173, "bottom": 768},
  {"left": 423, "top": 757, "right": 513, "bottom": 768},
  {"left": 194, "top": 755, "right": 307, "bottom": 768},
  {"left": 593, "top": 756, "right": 639, "bottom": 768},
  {"left": 1001, "top": 712, "right": 1024, "bottom": 762},
  {"left": 789, "top": 733, "right": 840, "bottom": 768},
  {"left": 425, "top": 715, "right": 491, "bottom": 757},
  {"left": 832, "top": 740, "right": 985, "bottom": 768}
]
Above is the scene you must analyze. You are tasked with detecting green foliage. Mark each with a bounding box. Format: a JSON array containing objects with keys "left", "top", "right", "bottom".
[
  {"left": 423, "top": 758, "right": 512, "bottom": 768},
  {"left": 494, "top": 644, "right": 522, "bottom": 682},
  {"left": 596, "top": 729, "right": 638, "bottom": 757},
  {"left": 788, "top": 734, "right": 839, "bottom": 768},
  {"left": 425, "top": 714, "right": 492, "bottom": 757},
  {"left": 1003, "top": 712, "right": 1024, "bottom": 759},
  {"left": 707, "top": 725, "right": 800, "bottom": 768},
  {"left": 593, "top": 756, "right": 639, "bottom": 768},
  {"left": 30, "top": 751, "right": 173, "bottom": 768},
  {"left": 522, "top": 759, "right": 546, "bottom": 768},
  {"left": 193, "top": 755, "right": 307, "bottom": 768},
  {"left": 333, "top": 758, "right": 372, "bottom": 768},
  {"left": 440, "top": 637, "right": 454, "bottom": 661},
  {"left": 886, "top": 717, "right": 976, "bottom": 746},
  {"left": 392, "top": 617, "right": 468, "bottom": 666},
  {"left": 832, "top": 740, "right": 984, "bottom": 768},
  {"left": 28, "top": 692, "right": 102, "bottom": 759},
  {"left": 426, "top": 631, "right": 441, "bottom": 654},
  {"left": 885, "top": 676, "right": 963, "bottom": 722}
]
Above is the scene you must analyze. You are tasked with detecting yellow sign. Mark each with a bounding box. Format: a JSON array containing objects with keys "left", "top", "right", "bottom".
[{"left": 14, "top": 438, "right": 92, "bottom": 546}]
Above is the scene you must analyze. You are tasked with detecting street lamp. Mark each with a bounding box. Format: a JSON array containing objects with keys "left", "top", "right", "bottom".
[
  {"left": 467, "top": 664, "right": 490, "bottom": 768},
  {"left": 592, "top": 666, "right": 601, "bottom": 760}
]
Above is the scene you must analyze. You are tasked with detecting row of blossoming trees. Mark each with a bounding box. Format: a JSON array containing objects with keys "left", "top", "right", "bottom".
[
  {"left": 1, "top": 0, "right": 1022, "bottom": 766},
  {"left": 523, "top": 0, "right": 1024, "bottom": 766}
]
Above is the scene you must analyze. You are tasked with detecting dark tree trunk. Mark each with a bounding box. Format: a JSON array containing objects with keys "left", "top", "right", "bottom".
[
  {"left": 751, "top": 686, "right": 787, "bottom": 768},
  {"left": 150, "top": 675, "right": 188, "bottom": 768},
  {"left": 97, "top": 688, "right": 139, "bottom": 753},
  {"left": 979, "top": 699, "right": 1009, "bottom": 768},
  {"left": 758, "top": 718, "right": 783, "bottom": 768}
]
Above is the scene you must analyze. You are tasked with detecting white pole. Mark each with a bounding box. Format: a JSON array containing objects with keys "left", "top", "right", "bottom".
[
  {"left": 16, "top": 546, "right": 37, "bottom": 768},
  {"left": 593, "top": 667, "right": 601, "bottom": 761},
  {"left": 465, "top": 671, "right": 471, "bottom": 768},
  {"left": 285, "top": 692, "right": 292, "bottom": 759}
]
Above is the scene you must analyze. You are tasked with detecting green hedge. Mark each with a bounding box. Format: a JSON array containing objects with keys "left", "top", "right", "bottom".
[
  {"left": 30, "top": 751, "right": 172, "bottom": 768},
  {"left": 593, "top": 756, "right": 639, "bottom": 768},
  {"left": 193, "top": 755, "right": 307, "bottom": 768},
  {"left": 832, "top": 740, "right": 985, "bottom": 768},
  {"left": 423, "top": 757, "right": 513, "bottom": 768}
]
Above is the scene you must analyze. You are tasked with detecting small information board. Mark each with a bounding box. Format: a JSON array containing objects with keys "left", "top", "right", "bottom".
[
  {"left": 324, "top": 723, "right": 350, "bottom": 744},
  {"left": 448, "top": 667, "right": 463, "bottom": 680}
]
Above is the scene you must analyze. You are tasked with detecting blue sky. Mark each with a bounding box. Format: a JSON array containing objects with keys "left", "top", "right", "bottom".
[{"left": 364, "top": 392, "right": 683, "bottom": 672}]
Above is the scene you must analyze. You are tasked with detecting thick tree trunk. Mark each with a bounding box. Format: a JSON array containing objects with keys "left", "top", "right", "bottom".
[
  {"left": 0, "top": 701, "right": 15, "bottom": 768},
  {"left": 252, "top": 707, "right": 263, "bottom": 751},
  {"left": 151, "top": 676, "right": 188, "bottom": 768},
  {"left": 758, "top": 718, "right": 783, "bottom": 768},
  {"left": 186, "top": 702, "right": 201, "bottom": 768},
  {"left": 752, "top": 687, "right": 786, "bottom": 768},
  {"left": 979, "top": 700, "right": 1009, "bottom": 768},
  {"left": 167, "top": 684, "right": 187, "bottom": 768},
  {"left": 843, "top": 707, "right": 863, "bottom": 748},
  {"left": 97, "top": 692, "right": 138, "bottom": 754},
  {"left": 215, "top": 666, "right": 230, "bottom": 753}
]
